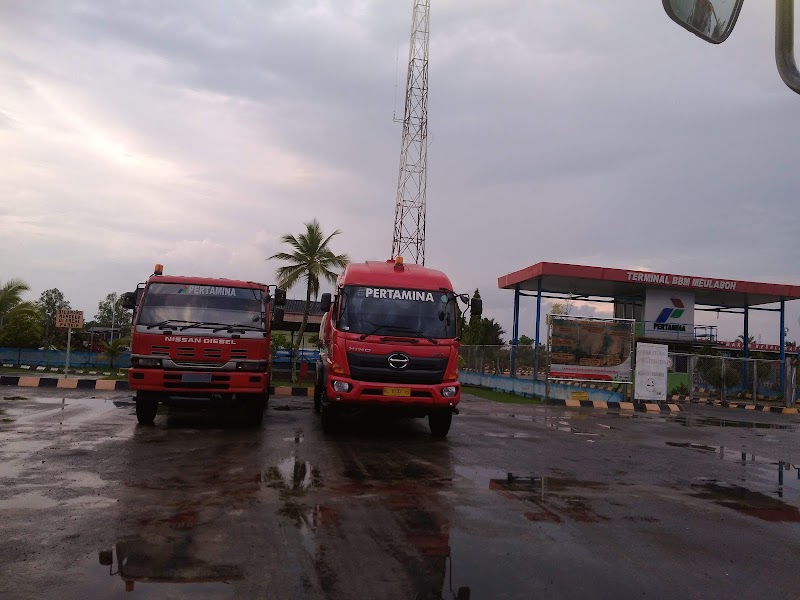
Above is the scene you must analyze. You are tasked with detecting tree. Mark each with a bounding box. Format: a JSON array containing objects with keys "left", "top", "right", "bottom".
[
  {"left": 268, "top": 219, "right": 349, "bottom": 382},
  {"left": 549, "top": 298, "right": 573, "bottom": 316},
  {"left": 101, "top": 337, "right": 130, "bottom": 369},
  {"left": 270, "top": 332, "right": 291, "bottom": 355},
  {"left": 736, "top": 334, "right": 756, "bottom": 345},
  {"left": 0, "top": 310, "right": 43, "bottom": 348},
  {"left": 36, "top": 288, "right": 71, "bottom": 346},
  {"left": 94, "top": 292, "right": 133, "bottom": 339},
  {"left": 0, "top": 279, "right": 39, "bottom": 341}
]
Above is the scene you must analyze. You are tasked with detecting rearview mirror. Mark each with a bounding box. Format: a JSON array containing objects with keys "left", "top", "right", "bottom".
[
  {"left": 272, "top": 308, "right": 284, "bottom": 325},
  {"left": 273, "top": 288, "right": 287, "bottom": 306},
  {"left": 470, "top": 297, "right": 483, "bottom": 318},
  {"left": 662, "top": 0, "right": 743, "bottom": 44},
  {"left": 777, "top": 0, "right": 800, "bottom": 95},
  {"left": 121, "top": 292, "right": 137, "bottom": 310},
  {"left": 319, "top": 293, "right": 332, "bottom": 313}
]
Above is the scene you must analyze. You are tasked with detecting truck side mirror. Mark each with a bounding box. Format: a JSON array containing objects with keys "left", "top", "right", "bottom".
[
  {"left": 274, "top": 288, "right": 287, "bottom": 306},
  {"left": 121, "top": 292, "right": 137, "bottom": 310},
  {"left": 777, "top": 0, "right": 800, "bottom": 95},
  {"left": 470, "top": 297, "right": 483, "bottom": 317},
  {"left": 272, "top": 307, "right": 284, "bottom": 325},
  {"left": 662, "top": 0, "right": 743, "bottom": 44},
  {"left": 319, "top": 293, "right": 332, "bottom": 313}
]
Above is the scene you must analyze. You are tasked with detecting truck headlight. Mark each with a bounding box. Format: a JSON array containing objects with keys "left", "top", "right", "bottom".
[
  {"left": 442, "top": 386, "right": 458, "bottom": 398},
  {"left": 332, "top": 380, "right": 351, "bottom": 393},
  {"left": 134, "top": 357, "right": 161, "bottom": 368}
]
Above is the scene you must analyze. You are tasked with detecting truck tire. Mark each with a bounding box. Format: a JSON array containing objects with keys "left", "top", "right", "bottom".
[
  {"left": 313, "top": 380, "right": 322, "bottom": 414},
  {"left": 428, "top": 409, "right": 452, "bottom": 437},
  {"left": 135, "top": 394, "right": 158, "bottom": 425},
  {"left": 241, "top": 394, "right": 266, "bottom": 428},
  {"left": 320, "top": 397, "right": 338, "bottom": 434}
]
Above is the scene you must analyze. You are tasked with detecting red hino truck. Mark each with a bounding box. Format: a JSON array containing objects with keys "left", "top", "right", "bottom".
[
  {"left": 122, "top": 264, "right": 286, "bottom": 426},
  {"left": 314, "top": 257, "right": 481, "bottom": 437}
]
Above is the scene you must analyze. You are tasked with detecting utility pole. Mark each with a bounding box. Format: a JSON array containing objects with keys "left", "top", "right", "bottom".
[{"left": 391, "top": 0, "right": 430, "bottom": 265}]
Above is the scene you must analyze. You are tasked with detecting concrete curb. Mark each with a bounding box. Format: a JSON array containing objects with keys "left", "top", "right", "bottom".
[
  {"left": 0, "top": 375, "right": 314, "bottom": 397},
  {"left": 546, "top": 398, "right": 683, "bottom": 413},
  {"left": 0, "top": 375, "right": 129, "bottom": 391}
]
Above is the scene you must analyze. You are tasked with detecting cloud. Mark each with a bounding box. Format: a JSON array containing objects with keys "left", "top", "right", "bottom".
[{"left": 0, "top": 0, "right": 798, "bottom": 345}]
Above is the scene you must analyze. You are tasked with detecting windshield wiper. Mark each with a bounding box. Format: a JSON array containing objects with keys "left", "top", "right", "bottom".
[
  {"left": 176, "top": 321, "right": 232, "bottom": 331},
  {"left": 211, "top": 324, "right": 264, "bottom": 333},
  {"left": 145, "top": 319, "right": 199, "bottom": 330}
]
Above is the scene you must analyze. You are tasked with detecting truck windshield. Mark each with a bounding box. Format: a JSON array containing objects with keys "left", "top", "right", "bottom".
[
  {"left": 337, "top": 286, "right": 457, "bottom": 339},
  {"left": 136, "top": 283, "right": 265, "bottom": 331}
]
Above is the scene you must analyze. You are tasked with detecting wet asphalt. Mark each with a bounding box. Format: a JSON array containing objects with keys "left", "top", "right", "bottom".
[{"left": 2, "top": 389, "right": 800, "bottom": 599}]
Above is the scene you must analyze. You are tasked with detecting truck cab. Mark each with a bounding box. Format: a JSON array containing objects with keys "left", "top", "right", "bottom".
[{"left": 314, "top": 258, "right": 481, "bottom": 437}]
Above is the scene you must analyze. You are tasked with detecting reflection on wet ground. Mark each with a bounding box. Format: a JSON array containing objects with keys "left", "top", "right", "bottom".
[
  {"left": 669, "top": 413, "right": 796, "bottom": 430},
  {"left": 691, "top": 481, "right": 800, "bottom": 522},
  {"left": 6, "top": 391, "right": 800, "bottom": 598},
  {"left": 489, "top": 473, "right": 613, "bottom": 524}
]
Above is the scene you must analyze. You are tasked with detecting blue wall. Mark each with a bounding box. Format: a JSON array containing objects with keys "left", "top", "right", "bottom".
[{"left": 460, "top": 372, "right": 625, "bottom": 403}]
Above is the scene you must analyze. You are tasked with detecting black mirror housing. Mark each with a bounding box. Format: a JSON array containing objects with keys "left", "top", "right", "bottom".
[
  {"left": 662, "top": 0, "right": 743, "bottom": 44},
  {"left": 272, "top": 307, "right": 284, "bottom": 325},
  {"left": 121, "top": 292, "right": 137, "bottom": 310},
  {"left": 470, "top": 297, "right": 483, "bottom": 317},
  {"left": 319, "top": 293, "right": 332, "bottom": 313},
  {"left": 273, "top": 288, "right": 287, "bottom": 306}
]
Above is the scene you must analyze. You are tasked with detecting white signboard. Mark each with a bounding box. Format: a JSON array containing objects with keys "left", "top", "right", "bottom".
[
  {"left": 643, "top": 289, "right": 695, "bottom": 341},
  {"left": 56, "top": 309, "right": 84, "bottom": 329},
  {"left": 635, "top": 342, "right": 669, "bottom": 401}
]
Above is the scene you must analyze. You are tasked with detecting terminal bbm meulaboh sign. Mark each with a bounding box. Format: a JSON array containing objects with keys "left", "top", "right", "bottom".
[{"left": 644, "top": 289, "right": 695, "bottom": 341}]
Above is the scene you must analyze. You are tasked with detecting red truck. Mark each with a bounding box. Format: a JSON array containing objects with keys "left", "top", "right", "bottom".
[
  {"left": 122, "top": 264, "right": 286, "bottom": 426},
  {"left": 314, "top": 257, "right": 481, "bottom": 437}
]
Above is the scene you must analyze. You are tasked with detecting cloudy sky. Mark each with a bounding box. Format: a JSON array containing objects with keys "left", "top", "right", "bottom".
[{"left": 1, "top": 0, "right": 798, "bottom": 344}]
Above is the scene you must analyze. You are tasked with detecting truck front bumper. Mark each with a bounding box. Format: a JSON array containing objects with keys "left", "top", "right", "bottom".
[
  {"left": 325, "top": 376, "right": 460, "bottom": 410},
  {"left": 129, "top": 368, "right": 269, "bottom": 395}
]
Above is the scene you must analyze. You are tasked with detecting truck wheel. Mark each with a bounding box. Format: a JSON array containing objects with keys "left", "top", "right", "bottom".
[
  {"left": 313, "top": 379, "right": 322, "bottom": 414},
  {"left": 242, "top": 394, "right": 266, "bottom": 428},
  {"left": 320, "top": 401, "right": 338, "bottom": 434},
  {"left": 428, "top": 409, "right": 452, "bottom": 438},
  {"left": 135, "top": 394, "right": 158, "bottom": 425}
]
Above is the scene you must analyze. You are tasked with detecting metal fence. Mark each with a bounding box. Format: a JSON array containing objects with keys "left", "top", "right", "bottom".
[
  {"left": 459, "top": 345, "right": 798, "bottom": 406},
  {"left": 679, "top": 353, "right": 796, "bottom": 404}
]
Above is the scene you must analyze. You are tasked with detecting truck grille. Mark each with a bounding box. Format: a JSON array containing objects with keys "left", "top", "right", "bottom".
[{"left": 346, "top": 353, "right": 447, "bottom": 385}]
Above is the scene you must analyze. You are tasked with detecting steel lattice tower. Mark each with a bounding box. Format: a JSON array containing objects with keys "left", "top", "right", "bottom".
[{"left": 391, "top": 0, "right": 430, "bottom": 265}]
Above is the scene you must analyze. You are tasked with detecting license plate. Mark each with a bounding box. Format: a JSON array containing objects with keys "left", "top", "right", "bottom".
[
  {"left": 382, "top": 387, "right": 411, "bottom": 397},
  {"left": 181, "top": 373, "right": 212, "bottom": 383}
]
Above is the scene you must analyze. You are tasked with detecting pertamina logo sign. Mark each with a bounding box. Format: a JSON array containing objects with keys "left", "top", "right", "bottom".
[
  {"left": 644, "top": 289, "right": 694, "bottom": 341},
  {"left": 654, "top": 298, "right": 686, "bottom": 332}
]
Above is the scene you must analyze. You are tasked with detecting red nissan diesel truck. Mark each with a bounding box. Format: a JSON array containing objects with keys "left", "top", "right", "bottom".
[
  {"left": 314, "top": 257, "right": 481, "bottom": 437},
  {"left": 122, "top": 264, "right": 286, "bottom": 426}
]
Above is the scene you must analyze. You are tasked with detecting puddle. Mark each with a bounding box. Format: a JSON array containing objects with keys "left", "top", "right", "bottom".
[
  {"left": 692, "top": 481, "right": 800, "bottom": 522},
  {"left": 91, "top": 541, "right": 240, "bottom": 597},
  {"left": 669, "top": 414, "right": 796, "bottom": 430},
  {"left": 666, "top": 441, "right": 800, "bottom": 498},
  {"left": 483, "top": 473, "right": 611, "bottom": 523},
  {"left": 263, "top": 456, "right": 317, "bottom": 491}
]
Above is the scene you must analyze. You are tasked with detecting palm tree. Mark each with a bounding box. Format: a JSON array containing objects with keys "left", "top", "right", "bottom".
[
  {"left": 268, "top": 219, "right": 349, "bottom": 382},
  {"left": 0, "top": 279, "right": 39, "bottom": 333},
  {"left": 101, "top": 337, "right": 130, "bottom": 369}
]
